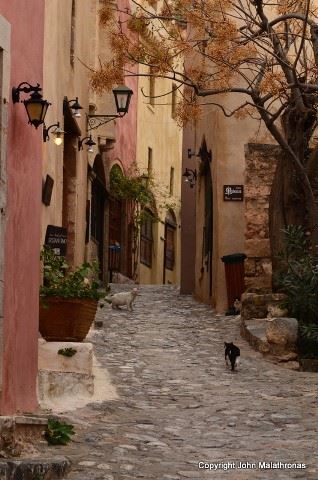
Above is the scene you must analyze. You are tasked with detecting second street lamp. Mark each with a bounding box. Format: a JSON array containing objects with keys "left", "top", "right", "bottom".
[{"left": 87, "top": 84, "right": 134, "bottom": 130}]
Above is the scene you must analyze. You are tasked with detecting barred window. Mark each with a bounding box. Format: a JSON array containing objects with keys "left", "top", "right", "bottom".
[
  {"left": 140, "top": 210, "right": 153, "bottom": 267},
  {"left": 165, "top": 211, "right": 176, "bottom": 271}
]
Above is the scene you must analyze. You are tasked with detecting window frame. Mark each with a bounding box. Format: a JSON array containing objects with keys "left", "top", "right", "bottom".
[{"left": 140, "top": 210, "right": 153, "bottom": 267}]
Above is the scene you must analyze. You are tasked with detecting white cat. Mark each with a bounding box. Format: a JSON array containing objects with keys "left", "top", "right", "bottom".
[{"left": 103, "top": 288, "right": 139, "bottom": 311}]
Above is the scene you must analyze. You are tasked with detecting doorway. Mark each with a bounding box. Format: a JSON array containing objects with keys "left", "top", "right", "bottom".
[
  {"left": 163, "top": 210, "right": 177, "bottom": 284},
  {"left": 199, "top": 138, "right": 213, "bottom": 298},
  {"left": 91, "top": 155, "right": 107, "bottom": 280}
]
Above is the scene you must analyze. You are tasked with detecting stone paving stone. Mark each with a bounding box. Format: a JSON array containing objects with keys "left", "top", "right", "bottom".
[{"left": 42, "top": 285, "right": 318, "bottom": 479}]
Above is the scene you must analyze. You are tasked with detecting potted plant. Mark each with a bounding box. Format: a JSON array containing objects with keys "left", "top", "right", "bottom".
[{"left": 39, "top": 247, "right": 104, "bottom": 342}]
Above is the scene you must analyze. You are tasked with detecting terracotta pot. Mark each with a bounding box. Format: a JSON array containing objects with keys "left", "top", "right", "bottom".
[{"left": 39, "top": 297, "right": 98, "bottom": 342}]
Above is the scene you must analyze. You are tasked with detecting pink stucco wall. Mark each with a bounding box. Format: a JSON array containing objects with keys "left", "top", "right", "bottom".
[
  {"left": 0, "top": 0, "right": 44, "bottom": 414},
  {"left": 111, "top": 0, "right": 138, "bottom": 172}
]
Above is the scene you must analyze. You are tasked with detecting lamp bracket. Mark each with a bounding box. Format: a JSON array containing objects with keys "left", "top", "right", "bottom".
[
  {"left": 12, "top": 82, "right": 42, "bottom": 103},
  {"left": 87, "top": 113, "right": 125, "bottom": 131},
  {"left": 43, "top": 122, "right": 60, "bottom": 142},
  {"left": 78, "top": 135, "right": 96, "bottom": 151}
]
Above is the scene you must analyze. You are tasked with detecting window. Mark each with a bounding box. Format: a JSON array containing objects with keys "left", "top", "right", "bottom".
[
  {"left": 70, "top": 0, "right": 76, "bottom": 67},
  {"left": 169, "top": 167, "right": 174, "bottom": 195},
  {"left": 165, "top": 211, "right": 176, "bottom": 270},
  {"left": 148, "top": 147, "right": 153, "bottom": 175},
  {"left": 140, "top": 210, "right": 153, "bottom": 267},
  {"left": 171, "top": 83, "right": 177, "bottom": 119},
  {"left": 149, "top": 68, "right": 155, "bottom": 106}
]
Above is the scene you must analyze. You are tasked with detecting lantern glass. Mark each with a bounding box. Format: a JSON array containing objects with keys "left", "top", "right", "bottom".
[
  {"left": 24, "top": 92, "right": 50, "bottom": 129},
  {"left": 52, "top": 126, "right": 65, "bottom": 146},
  {"left": 85, "top": 135, "right": 96, "bottom": 153},
  {"left": 113, "top": 85, "right": 133, "bottom": 114},
  {"left": 53, "top": 133, "right": 63, "bottom": 146}
]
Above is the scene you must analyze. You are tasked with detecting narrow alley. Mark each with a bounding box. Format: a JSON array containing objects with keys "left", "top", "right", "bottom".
[{"left": 57, "top": 285, "right": 318, "bottom": 480}]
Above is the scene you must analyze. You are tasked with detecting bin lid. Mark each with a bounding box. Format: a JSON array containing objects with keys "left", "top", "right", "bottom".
[{"left": 221, "top": 253, "right": 247, "bottom": 264}]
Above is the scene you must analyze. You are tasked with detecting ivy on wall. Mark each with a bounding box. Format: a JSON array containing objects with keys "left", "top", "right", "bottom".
[{"left": 109, "top": 163, "right": 178, "bottom": 278}]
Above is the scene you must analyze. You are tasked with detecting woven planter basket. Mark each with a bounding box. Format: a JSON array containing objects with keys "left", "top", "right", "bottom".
[{"left": 39, "top": 297, "right": 98, "bottom": 342}]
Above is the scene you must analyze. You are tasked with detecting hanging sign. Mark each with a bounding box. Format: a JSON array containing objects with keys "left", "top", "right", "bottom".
[
  {"left": 223, "top": 185, "right": 244, "bottom": 201},
  {"left": 45, "top": 225, "right": 67, "bottom": 256}
]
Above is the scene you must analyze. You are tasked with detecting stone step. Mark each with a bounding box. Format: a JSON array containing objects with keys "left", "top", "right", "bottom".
[{"left": 0, "top": 456, "right": 70, "bottom": 480}]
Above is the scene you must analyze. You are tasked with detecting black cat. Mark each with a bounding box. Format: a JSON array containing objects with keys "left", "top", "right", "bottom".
[{"left": 224, "top": 342, "right": 240, "bottom": 371}]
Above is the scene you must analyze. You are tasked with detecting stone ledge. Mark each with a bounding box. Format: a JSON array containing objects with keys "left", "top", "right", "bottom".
[
  {"left": 38, "top": 370, "right": 94, "bottom": 403},
  {"left": 0, "top": 416, "right": 48, "bottom": 458},
  {"left": 38, "top": 340, "right": 93, "bottom": 375},
  {"left": 241, "top": 319, "right": 299, "bottom": 360},
  {"left": 0, "top": 456, "right": 71, "bottom": 480},
  {"left": 240, "top": 319, "right": 270, "bottom": 354},
  {"left": 15, "top": 416, "right": 48, "bottom": 425}
]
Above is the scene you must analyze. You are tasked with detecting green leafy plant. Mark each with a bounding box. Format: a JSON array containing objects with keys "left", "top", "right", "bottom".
[
  {"left": 276, "top": 225, "right": 318, "bottom": 356},
  {"left": 276, "top": 225, "right": 318, "bottom": 325},
  {"left": 40, "top": 246, "right": 105, "bottom": 300},
  {"left": 58, "top": 347, "right": 77, "bottom": 357},
  {"left": 298, "top": 324, "right": 318, "bottom": 359},
  {"left": 45, "top": 418, "right": 75, "bottom": 445}
]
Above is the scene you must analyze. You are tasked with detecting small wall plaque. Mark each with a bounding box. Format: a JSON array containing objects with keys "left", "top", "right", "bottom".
[
  {"left": 223, "top": 185, "right": 244, "bottom": 201},
  {"left": 42, "top": 175, "right": 54, "bottom": 206},
  {"left": 45, "top": 225, "right": 67, "bottom": 256}
]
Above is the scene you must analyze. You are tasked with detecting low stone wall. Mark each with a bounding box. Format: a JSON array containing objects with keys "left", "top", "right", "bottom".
[
  {"left": 241, "top": 291, "right": 286, "bottom": 321},
  {"left": 244, "top": 144, "right": 281, "bottom": 289},
  {"left": 240, "top": 291, "right": 299, "bottom": 366}
]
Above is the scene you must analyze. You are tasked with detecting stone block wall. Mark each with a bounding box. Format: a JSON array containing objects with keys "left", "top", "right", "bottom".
[{"left": 244, "top": 144, "right": 281, "bottom": 289}]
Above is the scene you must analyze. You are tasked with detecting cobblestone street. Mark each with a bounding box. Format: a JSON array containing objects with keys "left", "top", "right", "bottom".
[{"left": 57, "top": 285, "right": 318, "bottom": 480}]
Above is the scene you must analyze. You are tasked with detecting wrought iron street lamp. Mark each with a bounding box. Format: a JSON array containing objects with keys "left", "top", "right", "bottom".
[
  {"left": 113, "top": 85, "right": 133, "bottom": 114},
  {"left": 87, "top": 84, "right": 133, "bottom": 130},
  {"left": 182, "top": 168, "right": 197, "bottom": 188},
  {"left": 43, "top": 122, "right": 65, "bottom": 145},
  {"left": 12, "top": 82, "right": 51, "bottom": 129},
  {"left": 63, "top": 96, "right": 83, "bottom": 118},
  {"left": 78, "top": 135, "right": 96, "bottom": 153}
]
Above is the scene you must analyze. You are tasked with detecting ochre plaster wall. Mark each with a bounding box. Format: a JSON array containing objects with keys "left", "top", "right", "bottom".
[
  {"left": 188, "top": 94, "right": 273, "bottom": 312},
  {"left": 135, "top": 64, "right": 183, "bottom": 285},
  {"left": 42, "top": 0, "right": 93, "bottom": 267}
]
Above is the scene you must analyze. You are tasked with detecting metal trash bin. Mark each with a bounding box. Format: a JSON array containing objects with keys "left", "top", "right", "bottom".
[{"left": 221, "top": 253, "right": 247, "bottom": 312}]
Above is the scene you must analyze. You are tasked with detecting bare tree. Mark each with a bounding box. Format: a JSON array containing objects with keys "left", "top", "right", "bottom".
[{"left": 94, "top": 0, "right": 318, "bottom": 269}]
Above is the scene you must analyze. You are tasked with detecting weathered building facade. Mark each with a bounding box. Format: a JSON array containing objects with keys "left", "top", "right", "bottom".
[
  {"left": 135, "top": 67, "right": 183, "bottom": 285},
  {"left": 181, "top": 97, "right": 273, "bottom": 311},
  {"left": 0, "top": 0, "right": 45, "bottom": 413},
  {"left": 42, "top": 0, "right": 138, "bottom": 282}
]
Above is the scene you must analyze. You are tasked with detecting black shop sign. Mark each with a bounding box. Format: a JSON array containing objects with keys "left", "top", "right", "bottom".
[
  {"left": 223, "top": 185, "right": 244, "bottom": 201},
  {"left": 45, "top": 225, "right": 67, "bottom": 256}
]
